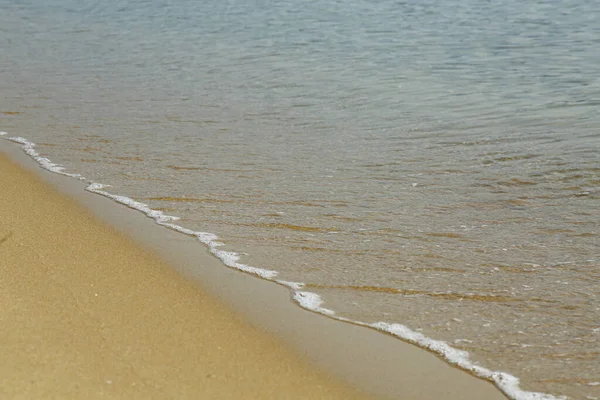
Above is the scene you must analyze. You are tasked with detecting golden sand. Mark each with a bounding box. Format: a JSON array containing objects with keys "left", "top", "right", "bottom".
[{"left": 0, "top": 154, "right": 372, "bottom": 399}]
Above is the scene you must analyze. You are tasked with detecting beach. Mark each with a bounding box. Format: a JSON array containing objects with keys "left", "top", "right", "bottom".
[
  {"left": 1, "top": 1, "right": 598, "bottom": 397},
  {"left": 0, "top": 152, "right": 374, "bottom": 399},
  {"left": 0, "top": 144, "right": 510, "bottom": 399}
]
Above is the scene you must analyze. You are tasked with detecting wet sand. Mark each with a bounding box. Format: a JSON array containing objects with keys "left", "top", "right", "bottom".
[{"left": 0, "top": 143, "right": 508, "bottom": 400}]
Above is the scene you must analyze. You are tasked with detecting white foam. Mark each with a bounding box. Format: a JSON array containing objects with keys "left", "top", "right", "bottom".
[
  {"left": 85, "top": 183, "right": 277, "bottom": 279},
  {"left": 211, "top": 247, "right": 278, "bottom": 279},
  {"left": 369, "top": 322, "right": 565, "bottom": 400},
  {"left": 1, "top": 131, "right": 567, "bottom": 400},
  {"left": 293, "top": 291, "right": 335, "bottom": 316},
  {"left": 86, "top": 183, "right": 180, "bottom": 223},
  {"left": 8, "top": 137, "right": 85, "bottom": 180},
  {"left": 277, "top": 280, "right": 305, "bottom": 291}
]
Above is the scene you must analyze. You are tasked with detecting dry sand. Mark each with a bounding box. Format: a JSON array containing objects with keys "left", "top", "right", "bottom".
[{"left": 0, "top": 154, "right": 373, "bottom": 399}]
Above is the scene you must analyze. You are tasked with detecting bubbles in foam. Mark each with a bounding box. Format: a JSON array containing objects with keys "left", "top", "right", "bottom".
[{"left": 293, "top": 291, "right": 335, "bottom": 316}]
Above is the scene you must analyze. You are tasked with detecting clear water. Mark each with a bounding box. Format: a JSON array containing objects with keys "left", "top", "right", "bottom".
[{"left": 1, "top": 0, "right": 599, "bottom": 398}]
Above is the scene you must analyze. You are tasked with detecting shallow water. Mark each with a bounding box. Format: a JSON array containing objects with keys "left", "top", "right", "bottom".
[{"left": 1, "top": 0, "right": 599, "bottom": 398}]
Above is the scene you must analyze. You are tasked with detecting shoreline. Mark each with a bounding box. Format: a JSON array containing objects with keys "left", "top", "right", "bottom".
[
  {"left": 1, "top": 137, "right": 508, "bottom": 400},
  {"left": 1, "top": 151, "right": 378, "bottom": 399}
]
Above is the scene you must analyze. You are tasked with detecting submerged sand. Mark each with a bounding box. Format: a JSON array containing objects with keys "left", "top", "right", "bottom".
[{"left": 0, "top": 154, "right": 372, "bottom": 399}]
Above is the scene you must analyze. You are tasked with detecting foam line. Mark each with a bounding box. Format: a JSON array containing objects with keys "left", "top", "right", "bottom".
[
  {"left": 368, "top": 322, "right": 564, "bottom": 400},
  {"left": 86, "top": 183, "right": 180, "bottom": 223},
  {"left": 85, "top": 183, "right": 278, "bottom": 280},
  {"left": 293, "top": 291, "right": 335, "bottom": 315},
  {"left": 1, "top": 132, "right": 566, "bottom": 400},
  {"left": 8, "top": 137, "right": 85, "bottom": 180}
]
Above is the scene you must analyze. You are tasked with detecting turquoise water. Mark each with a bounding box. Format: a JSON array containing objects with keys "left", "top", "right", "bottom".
[{"left": 1, "top": 1, "right": 599, "bottom": 398}]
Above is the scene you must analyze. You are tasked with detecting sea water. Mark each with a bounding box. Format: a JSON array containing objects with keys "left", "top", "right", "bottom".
[{"left": 1, "top": 0, "right": 598, "bottom": 398}]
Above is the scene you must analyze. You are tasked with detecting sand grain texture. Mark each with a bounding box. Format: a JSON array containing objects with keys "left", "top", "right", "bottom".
[{"left": 0, "top": 154, "right": 372, "bottom": 400}]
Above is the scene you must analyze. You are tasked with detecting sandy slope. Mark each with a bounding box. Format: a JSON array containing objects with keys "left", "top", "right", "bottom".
[{"left": 0, "top": 154, "right": 372, "bottom": 399}]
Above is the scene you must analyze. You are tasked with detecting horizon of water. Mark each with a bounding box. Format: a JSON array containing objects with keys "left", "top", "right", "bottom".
[{"left": 1, "top": 0, "right": 599, "bottom": 399}]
